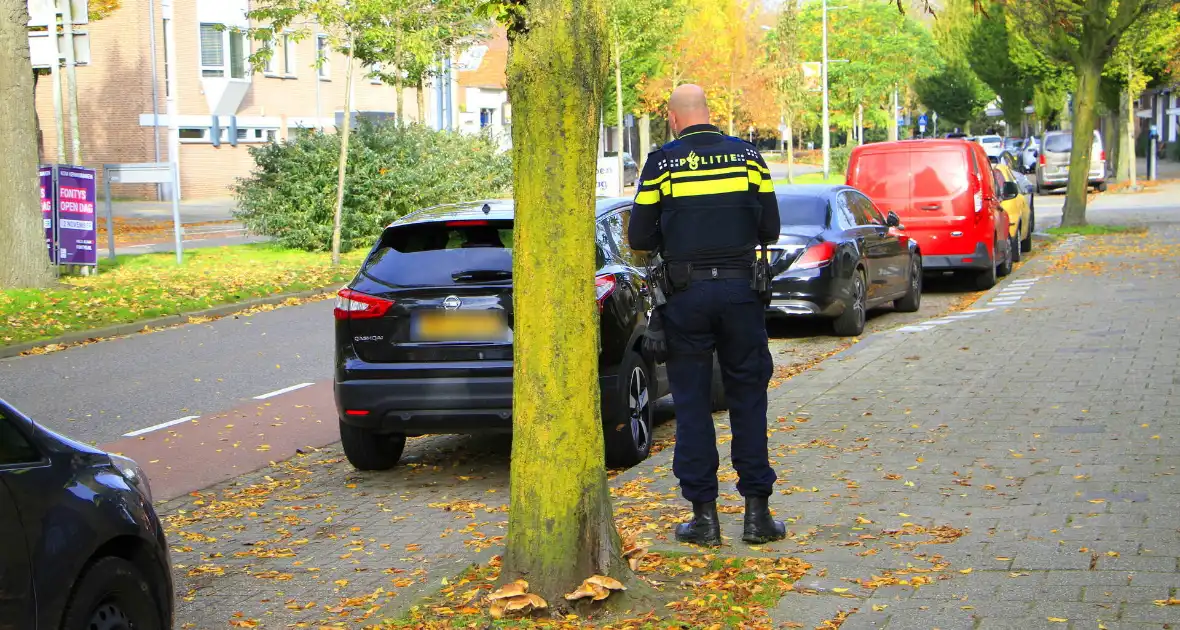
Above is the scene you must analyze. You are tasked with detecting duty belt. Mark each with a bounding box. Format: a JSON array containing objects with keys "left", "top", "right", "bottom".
[{"left": 689, "top": 267, "right": 751, "bottom": 281}]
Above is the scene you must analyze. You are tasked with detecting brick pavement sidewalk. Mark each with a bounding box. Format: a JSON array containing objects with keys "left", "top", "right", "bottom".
[{"left": 165, "top": 226, "right": 1180, "bottom": 629}]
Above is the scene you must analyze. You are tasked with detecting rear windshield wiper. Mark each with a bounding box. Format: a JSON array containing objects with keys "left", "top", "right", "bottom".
[{"left": 452, "top": 269, "right": 512, "bottom": 282}]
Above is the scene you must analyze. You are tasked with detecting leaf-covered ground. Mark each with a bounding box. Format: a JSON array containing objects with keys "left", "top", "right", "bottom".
[{"left": 0, "top": 244, "right": 363, "bottom": 346}]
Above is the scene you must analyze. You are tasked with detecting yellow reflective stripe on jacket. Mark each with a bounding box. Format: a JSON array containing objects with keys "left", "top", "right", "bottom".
[
  {"left": 759, "top": 178, "right": 775, "bottom": 193},
  {"left": 670, "top": 165, "right": 748, "bottom": 180},
  {"left": 641, "top": 171, "right": 670, "bottom": 187},
  {"left": 669, "top": 175, "right": 751, "bottom": 198},
  {"left": 635, "top": 189, "right": 660, "bottom": 205},
  {"left": 746, "top": 160, "right": 771, "bottom": 176},
  {"left": 748, "top": 169, "right": 763, "bottom": 187}
]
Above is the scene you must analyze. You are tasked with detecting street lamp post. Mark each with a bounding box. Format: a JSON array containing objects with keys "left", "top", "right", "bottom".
[{"left": 821, "top": 0, "right": 830, "bottom": 180}]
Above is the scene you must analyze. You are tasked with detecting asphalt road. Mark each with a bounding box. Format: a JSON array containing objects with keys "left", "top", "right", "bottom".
[{"left": 0, "top": 299, "right": 335, "bottom": 445}]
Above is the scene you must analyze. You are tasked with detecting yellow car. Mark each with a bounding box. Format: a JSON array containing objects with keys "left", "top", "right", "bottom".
[{"left": 993, "top": 163, "right": 1033, "bottom": 261}]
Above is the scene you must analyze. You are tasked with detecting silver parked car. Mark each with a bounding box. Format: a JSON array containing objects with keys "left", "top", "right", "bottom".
[{"left": 1035, "top": 130, "right": 1107, "bottom": 194}]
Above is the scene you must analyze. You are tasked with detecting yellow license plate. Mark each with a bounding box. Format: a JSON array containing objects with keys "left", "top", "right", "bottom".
[{"left": 414, "top": 311, "right": 505, "bottom": 341}]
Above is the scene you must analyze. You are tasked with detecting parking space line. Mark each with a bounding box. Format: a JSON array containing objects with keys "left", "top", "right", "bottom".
[
  {"left": 123, "top": 415, "right": 200, "bottom": 438},
  {"left": 254, "top": 382, "right": 315, "bottom": 400},
  {"left": 962, "top": 308, "right": 995, "bottom": 314},
  {"left": 897, "top": 325, "right": 933, "bottom": 333}
]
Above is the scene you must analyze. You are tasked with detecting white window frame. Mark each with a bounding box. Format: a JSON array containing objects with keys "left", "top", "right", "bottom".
[
  {"left": 199, "top": 22, "right": 248, "bottom": 80},
  {"left": 316, "top": 34, "right": 330, "bottom": 80},
  {"left": 282, "top": 31, "right": 296, "bottom": 77},
  {"left": 262, "top": 37, "right": 277, "bottom": 75},
  {"left": 178, "top": 126, "right": 278, "bottom": 144},
  {"left": 369, "top": 62, "right": 383, "bottom": 84}
]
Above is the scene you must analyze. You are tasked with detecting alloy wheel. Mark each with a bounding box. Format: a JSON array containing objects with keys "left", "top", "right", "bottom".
[
  {"left": 89, "top": 601, "right": 133, "bottom": 630},
  {"left": 910, "top": 260, "right": 921, "bottom": 296},
  {"left": 852, "top": 274, "right": 866, "bottom": 329},
  {"left": 627, "top": 366, "right": 651, "bottom": 452}
]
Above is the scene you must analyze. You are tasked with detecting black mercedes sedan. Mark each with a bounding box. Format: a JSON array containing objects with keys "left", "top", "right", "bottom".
[
  {"left": 765, "top": 185, "right": 922, "bottom": 336},
  {"left": 0, "top": 398, "right": 173, "bottom": 630},
  {"left": 334, "top": 198, "right": 725, "bottom": 471}
]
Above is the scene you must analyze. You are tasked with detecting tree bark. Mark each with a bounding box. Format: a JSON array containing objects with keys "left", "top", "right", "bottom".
[
  {"left": 1, "top": 0, "right": 53, "bottom": 288},
  {"left": 1116, "top": 72, "right": 1135, "bottom": 185},
  {"left": 1061, "top": 57, "right": 1103, "bottom": 227},
  {"left": 613, "top": 36, "right": 624, "bottom": 193},
  {"left": 638, "top": 113, "right": 651, "bottom": 170},
  {"left": 331, "top": 36, "right": 355, "bottom": 265},
  {"left": 502, "top": 0, "right": 630, "bottom": 608},
  {"left": 786, "top": 119, "right": 794, "bottom": 184},
  {"left": 416, "top": 77, "right": 426, "bottom": 125}
]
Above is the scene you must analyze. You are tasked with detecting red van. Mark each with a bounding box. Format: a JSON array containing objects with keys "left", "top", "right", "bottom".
[{"left": 847, "top": 140, "right": 1013, "bottom": 290}]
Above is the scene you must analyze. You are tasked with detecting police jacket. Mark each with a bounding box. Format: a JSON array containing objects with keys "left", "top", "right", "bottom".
[{"left": 628, "top": 124, "right": 781, "bottom": 267}]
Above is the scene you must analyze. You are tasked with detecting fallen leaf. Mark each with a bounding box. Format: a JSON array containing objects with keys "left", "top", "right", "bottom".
[
  {"left": 334, "top": 579, "right": 348, "bottom": 587},
  {"left": 959, "top": 568, "right": 973, "bottom": 574},
  {"left": 1154, "top": 598, "right": 1180, "bottom": 606},
  {"left": 1047, "top": 617, "right": 1068, "bottom": 623},
  {"left": 1105, "top": 551, "right": 1119, "bottom": 557},
  {"left": 872, "top": 604, "right": 888, "bottom": 612}
]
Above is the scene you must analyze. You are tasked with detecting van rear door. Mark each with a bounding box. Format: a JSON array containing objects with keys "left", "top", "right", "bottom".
[{"left": 904, "top": 146, "right": 975, "bottom": 256}]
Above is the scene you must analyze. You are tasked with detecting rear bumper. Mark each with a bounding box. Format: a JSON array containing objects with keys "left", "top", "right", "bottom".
[
  {"left": 335, "top": 371, "right": 619, "bottom": 434},
  {"left": 765, "top": 269, "right": 846, "bottom": 318},
  {"left": 921, "top": 241, "right": 991, "bottom": 271},
  {"left": 1038, "top": 168, "right": 1106, "bottom": 187}
]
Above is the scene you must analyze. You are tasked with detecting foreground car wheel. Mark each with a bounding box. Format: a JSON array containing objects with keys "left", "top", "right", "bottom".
[
  {"left": 340, "top": 420, "right": 407, "bottom": 471},
  {"left": 894, "top": 257, "right": 922, "bottom": 313},
  {"left": 61, "top": 557, "right": 161, "bottom": 630},
  {"left": 997, "top": 238, "right": 1014, "bottom": 277},
  {"left": 1011, "top": 229, "right": 1022, "bottom": 263},
  {"left": 605, "top": 350, "right": 653, "bottom": 468},
  {"left": 974, "top": 258, "right": 997, "bottom": 290},
  {"left": 832, "top": 270, "right": 866, "bottom": 337}
]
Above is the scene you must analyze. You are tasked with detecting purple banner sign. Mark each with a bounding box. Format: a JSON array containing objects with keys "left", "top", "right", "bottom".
[
  {"left": 54, "top": 166, "right": 98, "bottom": 266},
  {"left": 39, "top": 166, "right": 54, "bottom": 262}
]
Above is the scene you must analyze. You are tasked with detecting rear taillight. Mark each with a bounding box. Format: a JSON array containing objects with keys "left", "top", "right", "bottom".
[
  {"left": 1039, "top": 153, "right": 1046, "bottom": 166},
  {"left": 595, "top": 275, "right": 617, "bottom": 312},
  {"left": 1099, "top": 150, "right": 1106, "bottom": 161},
  {"left": 334, "top": 288, "right": 394, "bottom": 320},
  {"left": 789, "top": 242, "right": 836, "bottom": 270}
]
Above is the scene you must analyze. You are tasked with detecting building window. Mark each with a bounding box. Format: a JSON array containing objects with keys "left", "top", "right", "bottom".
[
  {"left": 262, "top": 38, "right": 276, "bottom": 74},
  {"left": 316, "top": 35, "right": 330, "bottom": 79},
  {"left": 479, "top": 108, "right": 494, "bottom": 128},
  {"left": 369, "top": 62, "right": 383, "bottom": 84},
  {"left": 282, "top": 32, "right": 296, "bottom": 76},
  {"left": 199, "top": 23, "right": 224, "bottom": 77},
  {"left": 179, "top": 128, "right": 206, "bottom": 141},
  {"left": 200, "top": 23, "right": 247, "bottom": 79}
]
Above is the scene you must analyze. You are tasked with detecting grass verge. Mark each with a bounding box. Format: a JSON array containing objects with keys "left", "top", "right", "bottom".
[
  {"left": 0, "top": 243, "right": 365, "bottom": 346},
  {"left": 773, "top": 171, "right": 846, "bottom": 186},
  {"left": 1045, "top": 224, "right": 1148, "bottom": 236},
  {"left": 387, "top": 553, "right": 808, "bottom": 629}
]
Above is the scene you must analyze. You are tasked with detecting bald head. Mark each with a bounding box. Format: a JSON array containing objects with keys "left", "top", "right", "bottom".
[{"left": 668, "top": 84, "right": 710, "bottom": 137}]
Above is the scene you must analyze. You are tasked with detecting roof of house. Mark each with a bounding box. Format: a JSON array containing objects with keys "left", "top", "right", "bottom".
[{"left": 458, "top": 28, "right": 508, "bottom": 91}]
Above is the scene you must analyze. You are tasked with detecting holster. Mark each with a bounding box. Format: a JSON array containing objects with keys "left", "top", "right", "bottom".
[
  {"left": 648, "top": 252, "right": 673, "bottom": 306},
  {"left": 752, "top": 244, "right": 772, "bottom": 304}
]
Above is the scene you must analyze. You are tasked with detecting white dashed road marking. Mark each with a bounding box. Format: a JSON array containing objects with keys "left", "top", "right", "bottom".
[
  {"left": 123, "top": 415, "right": 200, "bottom": 437},
  {"left": 254, "top": 382, "right": 315, "bottom": 400}
]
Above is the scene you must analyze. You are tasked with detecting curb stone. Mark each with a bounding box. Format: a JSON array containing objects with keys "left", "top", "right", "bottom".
[{"left": 0, "top": 286, "right": 340, "bottom": 360}]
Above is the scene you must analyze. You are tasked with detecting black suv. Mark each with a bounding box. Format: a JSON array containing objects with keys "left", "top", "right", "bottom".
[
  {"left": 334, "top": 198, "right": 723, "bottom": 470},
  {"left": 0, "top": 398, "right": 173, "bottom": 630}
]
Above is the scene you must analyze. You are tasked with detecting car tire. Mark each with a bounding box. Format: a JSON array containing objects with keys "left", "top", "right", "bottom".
[
  {"left": 1022, "top": 207, "right": 1034, "bottom": 253},
  {"left": 340, "top": 420, "right": 406, "bottom": 471},
  {"left": 1097, "top": 181, "right": 1108, "bottom": 192},
  {"left": 604, "top": 350, "right": 654, "bottom": 468},
  {"left": 1011, "top": 228, "right": 1022, "bottom": 263},
  {"left": 60, "top": 557, "right": 162, "bottom": 630},
  {"left": 709, "top": 354, "right": 727, "bottom": 413},
  {"left": 832, "top": 270, "right": 866, "bottom": 337},
  {"left": 894, "top": 257, "right": 922, "bottom": 313},
  {"left": 997, "top": 238, "right": 1014, "bottom": 277},
  {"left": 974, "top": 257, "right": 997, "bottom": 290}
]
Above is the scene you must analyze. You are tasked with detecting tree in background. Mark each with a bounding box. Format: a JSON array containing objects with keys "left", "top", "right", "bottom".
[
  {"left": 605, "top": 0, "right": 684, "bottom": 188},
  {"left": 915, "top": 60, "right": 991, "bottom": 129},
  {"left": 1009, "top": 0, "right": 1178, "bottom": 226},
  {"left": 1, "top": 0, "right": 53, "bottom": 288},
  {"left": 966, "top": 1, "right": 1037, "bottom": 132},
  {"left": 762, "top": 1, "right": 814, "bottom": 181}
]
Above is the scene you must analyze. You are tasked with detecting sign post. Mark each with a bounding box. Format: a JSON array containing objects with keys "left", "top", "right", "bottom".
[
  {"left": 104, "top": 163, "right": 184, "bottom": 263},
  {"left": 918, "top": 114, "right": 928, "bottom": 136}
]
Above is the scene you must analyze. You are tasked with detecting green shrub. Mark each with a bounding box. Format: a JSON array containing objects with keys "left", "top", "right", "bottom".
[
  {"left": 1168, "top": 141, "right": 1180, "bottom": 162},
  {"left": 831, "top": 145, "right": 852, "bottom": 175},
  {"left": 233, "top": 122, "right": 512, "bottom": 252}
]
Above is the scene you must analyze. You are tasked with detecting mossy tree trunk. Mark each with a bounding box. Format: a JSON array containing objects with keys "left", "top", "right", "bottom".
[
  {"left": 1061, "top": 57, "right": 1102, "bottom": 228},
  {"left": 0, "top": 0, "right": 53, "bottom": 288},
  {"left": 501, "top": 0, "right": 630, "bottom": 608}
]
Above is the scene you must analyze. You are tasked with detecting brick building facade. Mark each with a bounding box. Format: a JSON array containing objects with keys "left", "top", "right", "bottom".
[{"left": 35, "top": 0, "right": 449, "bottom": 200}]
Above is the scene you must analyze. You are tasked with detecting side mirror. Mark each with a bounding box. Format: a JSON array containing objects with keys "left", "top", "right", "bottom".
[
  {"left": 1002, "top": 180, "right": 1020, "bottom": 200},
  {"left": 886, "top": 211, "right": 901, "bottom": 228}
]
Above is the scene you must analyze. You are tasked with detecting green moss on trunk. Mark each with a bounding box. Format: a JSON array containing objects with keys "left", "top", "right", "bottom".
[
  {"left": 500, "top": 0, "right": 632, "bottom": 610},
  {"left": 1061, "top": 58, "right": 1103, "bottom": 228}
]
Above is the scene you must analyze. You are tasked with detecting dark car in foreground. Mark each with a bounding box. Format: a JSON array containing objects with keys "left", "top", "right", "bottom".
[
  {"left": 0, "top": 398, "right": 173, "bottom": 630},
  {"left": 765, "top": 185, "right": 922, "bottom": 337},
  {"left": 334, "top": 198, "right": 725, "bottom": 471}
]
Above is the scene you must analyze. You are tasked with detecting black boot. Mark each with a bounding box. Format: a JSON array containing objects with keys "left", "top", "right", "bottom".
[
  {"left": 742, "top": 496, "right": 786, "bottom": 544},
  {"left": 675, "top": 501, "right": 721, "bottom": 547}
]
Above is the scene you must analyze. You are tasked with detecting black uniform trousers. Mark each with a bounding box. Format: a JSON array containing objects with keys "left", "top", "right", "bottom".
[{"left": 662, "top": 277, "right": 776, "bottom": 503}]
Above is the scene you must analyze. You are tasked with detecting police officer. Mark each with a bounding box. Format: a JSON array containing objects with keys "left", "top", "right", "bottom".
[{"left": 628, "top": 84, "right": 785, "bottom": 547}]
